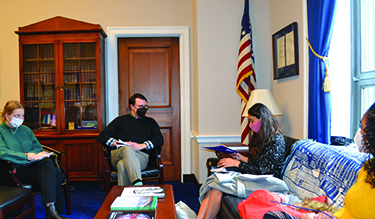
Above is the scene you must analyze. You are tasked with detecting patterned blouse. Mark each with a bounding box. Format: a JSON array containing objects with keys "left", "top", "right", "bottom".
[{"left": 238, "top": 133, "right": 285, "bottom": 179}]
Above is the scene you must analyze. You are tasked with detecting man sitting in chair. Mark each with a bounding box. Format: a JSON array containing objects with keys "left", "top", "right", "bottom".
[{"left": 98, "top": 93, "right": 164, "bottom": 186}]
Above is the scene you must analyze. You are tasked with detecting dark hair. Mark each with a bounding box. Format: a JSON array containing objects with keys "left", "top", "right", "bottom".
[
  {"left": 128, "top": 93, "right": 148, "bottom": 108},
  {"left": 362, "top": 102, "right": 375, "bottom": 187},
  {"left": 0, "top": 100, "right": 24, "bottom": 123},
  {"left": 247, "top": 103, "right": 284, "bottom": 158}
]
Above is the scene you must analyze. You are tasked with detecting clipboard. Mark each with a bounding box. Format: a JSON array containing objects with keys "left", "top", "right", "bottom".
[{"left": 202, "top": 145, "right": 238, "bottom": 154}]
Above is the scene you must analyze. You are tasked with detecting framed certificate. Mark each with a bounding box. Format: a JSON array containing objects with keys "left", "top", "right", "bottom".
[{"left": 272, "top": 22, "right": 299, "bottom": 80}]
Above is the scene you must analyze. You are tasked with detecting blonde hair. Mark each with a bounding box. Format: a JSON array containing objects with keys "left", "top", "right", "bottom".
[{"left": 0, "top": 100, "right": 24, "bottom": 123}]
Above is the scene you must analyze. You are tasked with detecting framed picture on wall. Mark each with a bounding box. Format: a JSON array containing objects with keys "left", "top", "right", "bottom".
[{"left": 272, "top": 22, "right": 299, "bottom": 80}]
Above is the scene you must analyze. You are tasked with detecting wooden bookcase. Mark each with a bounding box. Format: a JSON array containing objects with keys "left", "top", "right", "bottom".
[{"left": 16, "top": 16, "right": 107, "bottom": 185}]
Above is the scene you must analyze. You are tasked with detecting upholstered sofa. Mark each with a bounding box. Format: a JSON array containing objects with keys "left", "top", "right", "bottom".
[{"left": 206, "top": 137, "right": 368, "bottom": 219}]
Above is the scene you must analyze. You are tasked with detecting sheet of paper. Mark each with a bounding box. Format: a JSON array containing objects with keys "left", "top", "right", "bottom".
[
  {"left": 24, "top": 152, "right": 54, "bottom": 166},
  {"left": 285, "top": 31, "right": 295, "bottom": 66},
  {"left": 116, "top": 139, "right": 131, "bottom": 148},
  {"left": 277, "top": 36, "right": 285, "bottom": 69}
]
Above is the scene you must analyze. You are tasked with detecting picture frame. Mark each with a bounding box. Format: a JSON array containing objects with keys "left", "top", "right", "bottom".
[{"left": 272, "top": 22, "right": 299, "bottom": 80}]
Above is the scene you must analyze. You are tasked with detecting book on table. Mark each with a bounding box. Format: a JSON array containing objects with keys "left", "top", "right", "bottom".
[
  {"left": 107, "top": 211, "right": 156, "bottom": 219},
  {"left": 121, "top": 186, "right": 165, "bottom": 199},
  {"left": 110, "top": 196, "right": 158, "bottom": 211}
]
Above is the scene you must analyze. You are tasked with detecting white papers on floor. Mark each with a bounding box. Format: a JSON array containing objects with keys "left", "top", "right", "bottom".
[{"left": 175, "top": 201, "right": 197, "bottom": 219}]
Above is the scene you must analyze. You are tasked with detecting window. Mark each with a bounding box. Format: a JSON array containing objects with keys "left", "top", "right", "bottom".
[{"left": 330, "top": 0, "right": 375, "bottom": 138}]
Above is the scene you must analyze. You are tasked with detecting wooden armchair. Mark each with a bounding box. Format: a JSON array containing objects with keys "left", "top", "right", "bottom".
[
  {"left": 0, "top": 145, "right": 71, "bottom": 215},
  {"left": 102, "top": 144, "right": 164, "bottom": 193},
  {"left": 0, "top": 161, "right": 35, "bottom": 219}
]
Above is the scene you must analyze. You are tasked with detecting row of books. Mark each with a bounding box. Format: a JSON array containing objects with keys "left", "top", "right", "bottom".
[
  {"left": 26, "top": 85, "right": 55, "bottom": 101},
  {"left": 64, "top": 72, "right": 96, "bottom": 83},
  {"left": 64, "top": 87, "right": 97, "bottom": 101},
  {"left": 108, "top": 186, "right": 165, "bottom": 219}
]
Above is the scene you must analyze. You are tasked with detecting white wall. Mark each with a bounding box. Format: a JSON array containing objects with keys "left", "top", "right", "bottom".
[
  {"left": 192, "top": 0, "right": 273, "bottom": 183},
  {"left": 193, "top": 0, "right": 308, "bottom": 183},
  {"left": 0, "top": 0, "right": 308, "bottom": 183},
  {"left": 0, "top": 0, "right": 193, "bottom": 107},
  {"left": 270, "top": 0, "right": 308, "bottom": 140}
]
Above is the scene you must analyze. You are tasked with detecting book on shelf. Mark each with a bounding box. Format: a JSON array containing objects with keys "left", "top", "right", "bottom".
[
  {"left": 107, "top": 211, "right": 155, "bottom": 219},
  {"left": 110, "top": 196, "right": 158, "bottom": 211},
  {"left": 121, "top": 186, "right": 165, "bottom": 199}
]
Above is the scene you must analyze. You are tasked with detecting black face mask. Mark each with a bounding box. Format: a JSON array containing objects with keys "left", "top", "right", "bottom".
[{"left": 136, "top": 108, "right": 147, "bottom": 117}]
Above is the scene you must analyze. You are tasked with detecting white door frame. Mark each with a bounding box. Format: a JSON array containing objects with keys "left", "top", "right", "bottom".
[{"left": 105, "top": 26, "right": 191, "bottom": 176}]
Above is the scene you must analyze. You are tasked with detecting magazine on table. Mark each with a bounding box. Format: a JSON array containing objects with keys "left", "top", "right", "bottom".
[
  {"left": 110, "top": 196, "right": 158, "bottom": 211},
  {"left": 121, "top": 186, "right": 165, "bottom": 199},
  {"left": 107, "top": 211, "right": 156, "bottom": 219}
]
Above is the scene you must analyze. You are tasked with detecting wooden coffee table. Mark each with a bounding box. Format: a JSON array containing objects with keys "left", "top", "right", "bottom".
[{"left": 94, "top": 184, "right": 177, "bottom": 219}]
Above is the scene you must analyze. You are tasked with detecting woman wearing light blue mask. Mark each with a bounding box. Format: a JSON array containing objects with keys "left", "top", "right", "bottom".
[{"left": 0, "top": 100, "right": 69, "bottom": 219}]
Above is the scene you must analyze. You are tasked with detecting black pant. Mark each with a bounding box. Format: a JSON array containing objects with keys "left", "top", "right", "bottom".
[{"left": 15, "top": 157, "right": 64, "bottom": 213}]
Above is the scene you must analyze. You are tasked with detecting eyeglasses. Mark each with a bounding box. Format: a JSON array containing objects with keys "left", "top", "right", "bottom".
[{"left": 134, "top": 105, "right": 149, "bottom": 110}]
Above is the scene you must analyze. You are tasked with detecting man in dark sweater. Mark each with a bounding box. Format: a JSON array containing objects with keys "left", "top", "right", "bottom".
[{"left": 98, "top": 93, "right": 164, "bottom": 185}]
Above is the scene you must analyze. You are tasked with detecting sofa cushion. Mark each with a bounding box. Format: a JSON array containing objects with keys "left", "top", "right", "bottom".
[
  {"left": 282, "top": 140, "right": 369, "bottom": 208},
  {"left": 219, "top": 195, "right": 243, "bottom": 219}
]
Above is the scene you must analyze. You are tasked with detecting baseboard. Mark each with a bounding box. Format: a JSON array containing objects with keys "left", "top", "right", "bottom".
[{"left": 183, "top": 173, "right": 201, "bottom": 192}]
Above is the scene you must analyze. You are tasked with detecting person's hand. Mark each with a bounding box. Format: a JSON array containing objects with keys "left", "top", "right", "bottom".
[
  {"left": 129, "top": 142, "right": 147, "bottom": 151},
  {"left": 35, "top": 151, "right": 50, "bottom": 160},
  {"left": 26, "top": 152, "right": 37, "bottom": 161},
  {"left": 231, "top": 153, "right": 248, "bottom": 162},
  {"left": 217, "top": 157, "right": 240, "bottom": 168}
]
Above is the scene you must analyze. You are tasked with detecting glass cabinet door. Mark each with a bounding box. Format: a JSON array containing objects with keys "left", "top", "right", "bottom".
[
  {"left": 63, "top": 42, "right": 98, "bottom": 131},
  {"left": 23, "top": 44, "right": 57, "bottom": 131}
]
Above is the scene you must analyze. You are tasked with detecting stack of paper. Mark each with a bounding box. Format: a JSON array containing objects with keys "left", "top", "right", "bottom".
[
  {"left": 110, "top": 196, "right": 157, "bottom": 211},
  {"left": 121, "top": 186, "right": 165, "bottom": 199}
]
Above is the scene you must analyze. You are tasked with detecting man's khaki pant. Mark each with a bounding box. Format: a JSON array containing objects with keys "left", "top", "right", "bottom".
[{"left": 111, "top": 146, "right": 149, "bottom": 185}]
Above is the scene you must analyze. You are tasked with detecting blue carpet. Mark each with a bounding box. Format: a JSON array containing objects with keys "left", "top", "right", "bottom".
[{"left": 33, "top": 181, "right": 199, "bottom": 219}]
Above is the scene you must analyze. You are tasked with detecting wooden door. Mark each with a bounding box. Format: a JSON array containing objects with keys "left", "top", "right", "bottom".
[{"left": 118, "top": 37, "right": 181, "bottom": 181}]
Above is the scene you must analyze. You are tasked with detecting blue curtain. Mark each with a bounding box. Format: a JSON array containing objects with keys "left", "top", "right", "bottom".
[{"left": 307, "top": 0, "right": 337, "bottom": 144}]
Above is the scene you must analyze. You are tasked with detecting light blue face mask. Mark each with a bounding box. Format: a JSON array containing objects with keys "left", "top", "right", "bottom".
[
  {"left": 354, "top": 128, "right": 369, "bottom": 153},
  {"left": 8, "top": 116, "right": 24, "bottom": 128}
]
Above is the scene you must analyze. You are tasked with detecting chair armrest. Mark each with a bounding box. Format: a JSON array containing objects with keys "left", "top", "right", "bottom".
[
  {"left": 0, "top": 159, "right": 22, "bottom": 187},
  {"left": 157, "top": 146, "right": 163, "bottom": 169},
  {"left": 157, "top": 146, "right": 164, "bottom": 184},
  {"left": 42, "top": 145, "right": 62, "bottom": 157},
  {"left": 42, "top": 145, "right": 68, "bottom": 176},
  {"left": 206, "top": 157, "right": 220, "bottom": 177},
  {"left": 102, "top": 144, "right": 112, "bottom": 174}
]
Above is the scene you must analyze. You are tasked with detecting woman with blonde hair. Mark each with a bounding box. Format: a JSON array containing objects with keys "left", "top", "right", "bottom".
[{"left": 0, "top": 100, "right": 69, "bottom": 219}]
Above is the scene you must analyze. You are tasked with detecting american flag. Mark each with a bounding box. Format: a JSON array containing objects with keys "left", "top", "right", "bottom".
[{"left": 236, "top": 0, "right": 256, "bottom": 145}]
